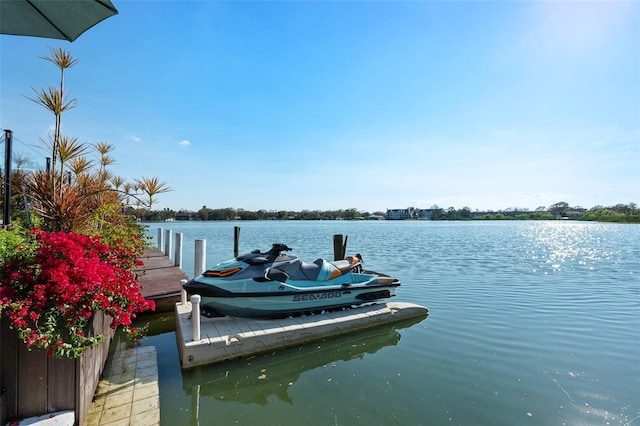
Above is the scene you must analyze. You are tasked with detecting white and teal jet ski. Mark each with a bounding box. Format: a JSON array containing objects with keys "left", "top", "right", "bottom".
[{"left": 183, "top": 243, "right": 400, "bottom": 318}]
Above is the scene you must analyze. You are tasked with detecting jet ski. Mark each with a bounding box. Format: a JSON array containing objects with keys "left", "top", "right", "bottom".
[{"left": 183, "top": 243, "right": 400, "bottom": 318}]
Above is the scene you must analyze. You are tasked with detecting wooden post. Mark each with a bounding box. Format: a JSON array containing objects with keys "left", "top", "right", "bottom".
[
  {"left": 174, "top": 232, "right": 183, "bottom": 269},
  {"left": 234, "top": 226, "right": 240, "bottom": 257},
  {"left": 333, "top": 234, "right": 342, "bottom": 260},
  {"left": 164, "top": 229, "right": 172, "bottom": 259},
  {"left": 157, "top": 228, "right": 163, "bottom": 250},
  {"left": 333, "top": 234, "right": 348, "bottom": 260},
  {"left": 194, "top": 239, "right": 206, "bottom": 278},
  {"left": 343, "top": 235, "right": 348, "bottom": 258}
]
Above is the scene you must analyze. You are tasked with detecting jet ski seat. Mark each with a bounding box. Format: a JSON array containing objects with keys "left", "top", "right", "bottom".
[
  {"left": 286, "top": 256, "right": 360, "bottom": 281},
  {"left": 315, "top": 259, "right": 340, "bottom": 281},
  {"left": 286, "top": 259, "right": 337, "bottom": 281}
]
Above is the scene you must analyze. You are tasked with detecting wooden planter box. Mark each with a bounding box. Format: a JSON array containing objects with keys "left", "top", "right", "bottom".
[{"left": 0, "top": 311, "right": 114, "bottom": 425}]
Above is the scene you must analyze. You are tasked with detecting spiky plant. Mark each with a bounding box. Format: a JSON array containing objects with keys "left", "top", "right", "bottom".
[
  {"left": 135, "top": 176, "right": 172, "bottom": 210},
  {"left": 29, "top": 48, "right": 78, "bottom": 175},
  {"left": 69, "top": 157, "right": 93, "bottom": 175},
  {"left": 24, "top": 170, "right": 92, "bottom": 232}
]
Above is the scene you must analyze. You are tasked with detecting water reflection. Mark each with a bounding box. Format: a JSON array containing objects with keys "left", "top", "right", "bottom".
[{"left": 180, "top": 315, "right": 426, "bottom": 408}]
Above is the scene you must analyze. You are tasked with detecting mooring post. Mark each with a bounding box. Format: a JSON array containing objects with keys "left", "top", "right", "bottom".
[
  {"left": 191, "top": 294, "right": 201, "bottom": 342},
  {"left": 194, "top": 239, "right": 206, "bottom": 278},
  {"left": 234, "top": 226, "right": 240, "bottom": 257},
  {"left": 343, "top": 235, "right": 348, "bottom": 257},
  {"left": 175, "top": 232, "right": 183, "bottom": 269},
  {"left": 333, "top": 234, "right": 346, "bottom": 260},
  {"left": 157, "top": 227, "right": 163, "bottom": 250},
  {"left": 164, "top": 229, "right": 172, "bottom": 259},
  {"left": 180, "top": 279, "right": 187, "bottom": 305}
]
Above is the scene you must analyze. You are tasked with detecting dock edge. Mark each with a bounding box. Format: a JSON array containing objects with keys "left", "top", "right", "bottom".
[{"left": 175, "top": 301, "right": 429, "bottom": 369}]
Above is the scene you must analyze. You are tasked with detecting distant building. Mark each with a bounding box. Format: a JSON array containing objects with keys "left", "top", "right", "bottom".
[
  {"left": 387, "top": 208, "right": 440, "bottom": 220},
  {"left": 416, "top": 209, "right": 434, "bottom": 220},
  {"left": 387, "top": 208, "right": 412, "bottom": 220},
  {"left": 562, "top": 210, "right": 586, "bottom": 219}
]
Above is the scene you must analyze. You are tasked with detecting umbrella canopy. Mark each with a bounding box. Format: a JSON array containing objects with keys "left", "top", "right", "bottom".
[{"left": 0, "top": 0, "right": 118, "bottom": 42}]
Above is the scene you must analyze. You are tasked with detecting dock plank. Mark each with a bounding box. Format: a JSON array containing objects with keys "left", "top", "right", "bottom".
[{"left": 136, "top": 248, "right": 189, "bottom": 313}]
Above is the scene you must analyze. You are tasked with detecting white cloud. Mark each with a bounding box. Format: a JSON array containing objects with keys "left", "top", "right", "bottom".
[
  {"left": 178, "top": 140, "right": 191, "bottom": 146},
  {"left": 128, "top": 134, "right": 141, "bottom": 142},
  {"left": 522, "top": 1, "right": 635, "bottom": 55}
]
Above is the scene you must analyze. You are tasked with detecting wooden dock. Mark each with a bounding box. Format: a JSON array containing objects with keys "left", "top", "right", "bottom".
[
  {"left": 175, "top": 301, "right": 429, "bottom": 369},
  {"left": 136, "top": 248, "right": 189, "bottom": 313}
]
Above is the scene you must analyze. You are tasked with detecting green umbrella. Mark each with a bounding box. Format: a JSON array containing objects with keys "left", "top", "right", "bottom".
[{"left": 0, "top": 0, "right": 118, "bottom": 42}]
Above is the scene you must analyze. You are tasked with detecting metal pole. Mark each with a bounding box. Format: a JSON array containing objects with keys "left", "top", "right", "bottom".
[{"left": 2, "top": 130, "right": 12, "bottom": 227}]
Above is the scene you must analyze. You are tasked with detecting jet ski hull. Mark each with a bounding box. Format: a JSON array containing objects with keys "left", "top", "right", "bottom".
[{"left": 186, "top": 276, "right": 399, "bottom": 318}]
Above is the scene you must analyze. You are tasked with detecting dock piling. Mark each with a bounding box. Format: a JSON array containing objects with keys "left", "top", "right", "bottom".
[
  {"left": 194, "top": 239, "right": 206, "bottom": 278},
  {"left": 157, "top": 227, "right": 163, "bottom": 249},
  {"left": 191, "top": 294, "right": 201, "bottom": 342},
  {"left": 234, "top": 226, "right": 240, "bottom": 257},
  {"left": 333, "top": 234, "right": 348, "bottom": 260},
  {"left": 180, "top": 279, "right": 188, "bottom": 305},
  {"left": 164, "top": 229, "right": 172, "bottom": 259},
  {"left": 175, "top": 232, "right": 183, "bottom": 269}
]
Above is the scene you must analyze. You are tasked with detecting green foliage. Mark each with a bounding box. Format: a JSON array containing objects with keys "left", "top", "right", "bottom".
[
  {"left": 0, "top": 225, "right": 37, "bottom": 263},
  {"left": 480, "top": 213, "right": 514, "bottom": 220},
  {"left": 581, "top": 207, "right": 640, "bottom": 223},
  {"left": 91, "top": 208, "right": 150, "bottom": 269},
  {"left": 529, "top": 212, "right": 553, "bottom": 220}
]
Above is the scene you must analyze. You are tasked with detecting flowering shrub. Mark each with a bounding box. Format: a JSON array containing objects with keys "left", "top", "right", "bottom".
[
  {"left": 0, "top": 228, "right": 154, "bottom": 358},
  {"left": 91, "top": 211, "right": 151, "bottom": 271}
]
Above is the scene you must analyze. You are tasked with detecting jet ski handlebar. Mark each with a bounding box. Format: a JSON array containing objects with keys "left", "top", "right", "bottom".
[
  {"left": 267, "top": 243, "right": 293, "bottom": 256},
  {"left": 237, "top": 243, "right": 293, "bottom": 264}
]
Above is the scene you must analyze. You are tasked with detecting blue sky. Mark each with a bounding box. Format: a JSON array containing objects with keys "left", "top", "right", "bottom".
[{"left": 1, "top": 0, "right": 638, "bottom": 213}]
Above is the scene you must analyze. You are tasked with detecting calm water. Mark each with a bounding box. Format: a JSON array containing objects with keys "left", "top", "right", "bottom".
[{"left": 133, "top": 221, "right": 639, "bottom": 425}]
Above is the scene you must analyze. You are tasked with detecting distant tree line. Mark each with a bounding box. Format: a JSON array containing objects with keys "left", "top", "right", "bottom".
[
  {"left": 127, "top": 202, "right": 639, "bottom": 223},
  {"left": 128, "top": 206, "right": 386, "bottom": 222},
  {"left": 579, "top": 203, "right": 640, "bottom": 223}
]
